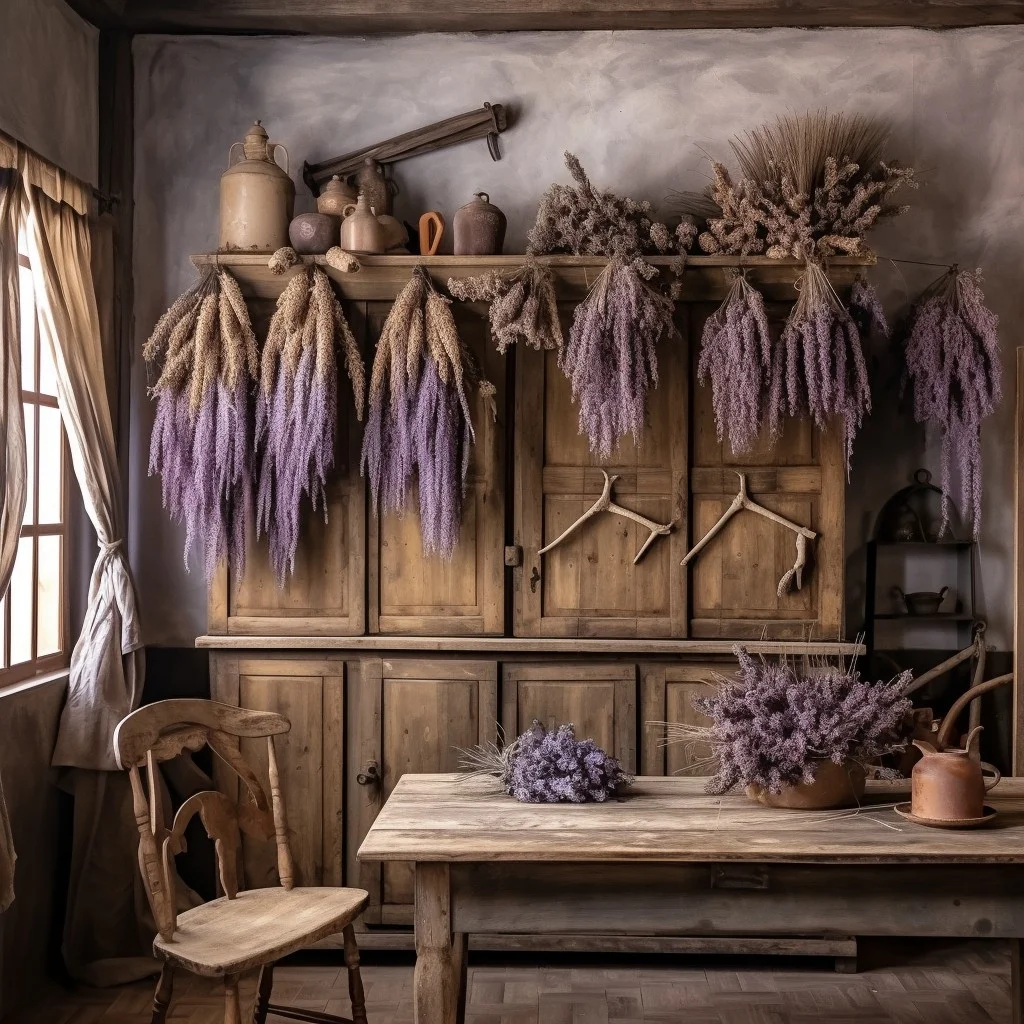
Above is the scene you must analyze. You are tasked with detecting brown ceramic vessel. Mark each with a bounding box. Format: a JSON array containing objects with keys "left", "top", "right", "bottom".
[
  {"left": 317, "top": 174, "right": 358, "bottom": 218},
  {"left": 746, "top": 759, "right": 866, "bottom": 810},
  {"left": 340, "top": 193, "right": 386, "bottom": 255},
  {"left": 911, "top": 729, "right": 1001, "bottom": 822},
  {"left": 453, "top": 191, "right": 507, "bottom": 256},
  {"left": 288, "top": 212, "right": 338, "bottom": 255}
]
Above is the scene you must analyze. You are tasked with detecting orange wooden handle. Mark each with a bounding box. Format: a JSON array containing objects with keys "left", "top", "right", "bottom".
[{"left": 418, "top": 211, "right": 445, "bottom": 256}]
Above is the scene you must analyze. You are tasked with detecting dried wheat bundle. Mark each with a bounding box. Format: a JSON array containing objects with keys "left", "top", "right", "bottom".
[
  {"left": 255, "top": 265, "right": 365, "bottom": 584},
  {"left": 561, "top": 257, "right": 676, "bottom": 459},
  {"left": 697, "top": 272, "right": 773, "bottom": 454},
  {"left": 145, "top": 267, "right": 258, "bottom": 581},
  {"left": 767, "top": 262, "right": 871, "bottom": 474},
  {"left": 528, "top": 152, "right": 696, "bottom": 274},
  {"left": 903, "top": 267, "right": 1001, "bottom": 537},
  {"left": 362, "top": 266, "right": 495, "bottom": 558},
  {"left": 447, "top": 261, "right": 564, "bottom": 354},
  {"left": 694, "top": 111, "right": 915, "bottom": 260}
]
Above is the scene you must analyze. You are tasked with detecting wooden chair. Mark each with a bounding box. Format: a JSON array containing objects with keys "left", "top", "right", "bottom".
[{"left": 114, "top": 698, "right": 370, "bottom": 1024}]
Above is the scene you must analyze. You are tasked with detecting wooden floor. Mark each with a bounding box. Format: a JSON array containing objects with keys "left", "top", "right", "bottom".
[{"left": 7, "top": 940, "right": 1013, "bottom": 1023}]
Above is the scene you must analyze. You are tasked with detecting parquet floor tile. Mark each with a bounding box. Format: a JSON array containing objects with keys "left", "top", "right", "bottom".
[{"left": 5, "top": 939, "right": 1015, "bottom": 1023}]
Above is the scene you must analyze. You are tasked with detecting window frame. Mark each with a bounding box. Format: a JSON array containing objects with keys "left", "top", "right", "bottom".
[{"left": 0, "top": 251, "right": 71, "bottom": 687}]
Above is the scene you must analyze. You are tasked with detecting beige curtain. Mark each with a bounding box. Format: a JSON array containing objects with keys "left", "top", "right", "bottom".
[{"left": 0, "top": 168, "right": 27, "bottom": 913}]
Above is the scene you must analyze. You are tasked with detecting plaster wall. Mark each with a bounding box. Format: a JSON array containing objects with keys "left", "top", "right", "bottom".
[{"left": 131, "top": 28, "right": 1024, "bottom": 649}]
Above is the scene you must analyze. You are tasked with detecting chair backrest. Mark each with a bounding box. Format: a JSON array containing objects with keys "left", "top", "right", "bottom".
[{"left": 113, "top": 698, "right": 293, "bottom": 942}]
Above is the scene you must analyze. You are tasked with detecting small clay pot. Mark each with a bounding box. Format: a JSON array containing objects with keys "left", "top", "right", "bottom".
[
  {"left": 746, "top": 759, "right": 866, "bottom": 810},
  {"left": 289, "top": 212, "right": 338, "bottom": 255},
  {"left": 453, "top": 192, "right": 506, "bottom": 256},
  {"left": 376, "top": 213, "right": 408, "bottom": 251},
  {"left": 317, "top": 174, "right": 358, "bottom": 218},
  {"left": 340, "top": 193, "right": 386, "bottom": 255}
]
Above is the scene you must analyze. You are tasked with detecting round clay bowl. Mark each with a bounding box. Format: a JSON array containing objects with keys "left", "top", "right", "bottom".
[
  {"left": 746, "top": 760, "right": 867, "bottom": 810},
  {"left": 288, "top": 212, "right": 339, "bottom": 255}
]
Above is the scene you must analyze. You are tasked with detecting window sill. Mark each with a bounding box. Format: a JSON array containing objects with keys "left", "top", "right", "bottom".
[{"left": 0, "top": 667, "right": 69, "bottom": 700}]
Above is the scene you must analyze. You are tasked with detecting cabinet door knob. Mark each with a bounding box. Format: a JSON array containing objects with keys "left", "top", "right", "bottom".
[{"left": 357, "top": 760, "right": 380, "bottom": 786}]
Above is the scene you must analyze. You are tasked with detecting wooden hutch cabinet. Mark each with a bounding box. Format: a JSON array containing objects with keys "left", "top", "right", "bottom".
[{"left": 201, "top": 253, "right": 865, "bottom": 950}]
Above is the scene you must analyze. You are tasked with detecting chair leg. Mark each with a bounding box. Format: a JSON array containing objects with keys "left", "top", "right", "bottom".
[
  {"left": 252, "top": 963, "right": 275, "bottom": 1024},
  {"left": 151, "top": 963, "right": 174, "bottom": 1024},
  {"left": 343, "top": 924, "right": 368, "bottom": 1024},
  {"left": 225, "top": 974, "right": 243, "bottom": 1024}
]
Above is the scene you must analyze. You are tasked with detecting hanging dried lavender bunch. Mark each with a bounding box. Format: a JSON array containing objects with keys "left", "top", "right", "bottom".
[
  {"left": 848, "top": 275, "right": 889, "bottom": 339},
  {"left": 666, "top": 647, "right": 912, "bottom": 796},
  {"left": 361, "top": 266, "right": 495, "bottom": 558},
  {"left": 528, "top": 152, "right": 695, "bottom": 265},
  {"left": 561, "top": 258, "right": 676, "bottom": 458},
  {"left": 146, "top": 267, "right": 257, "bottom": 581},
  {"left": 768, "top": 262, "right": 871, "bottom": 474},
  {"left": 690, "top": 111, "right": 915, "bottom": 260},
  {"left": 903, "top": 267, "right": 1001, "bottom": 537},
  {"left": 697, "top": 272, "right": 772, "bottom": 454},
  {"left": 460, "top": 721, "right": 632, "bottom": 803},
  {"left": 256, "top": 265, "right": 365, "bottom": 583},
  {"left": 447, "top": 261, "right": 564, "bottom": 354}
]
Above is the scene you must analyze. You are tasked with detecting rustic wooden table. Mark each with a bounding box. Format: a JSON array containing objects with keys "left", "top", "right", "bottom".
[{"left": 358, "top": 775, "right": 1024, "bottom": 1024}]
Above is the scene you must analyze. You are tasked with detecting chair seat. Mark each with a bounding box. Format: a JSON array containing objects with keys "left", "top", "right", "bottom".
[{"left": 153, "top": 886, "right": 369, "bottom": 977}]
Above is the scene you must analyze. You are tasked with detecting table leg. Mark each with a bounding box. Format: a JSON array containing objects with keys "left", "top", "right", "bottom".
[
  {"left": 453, "top": 932, "right": 468, "bottom": 1024},
  {"left": 415, "top": 863, "right": 460, "bottom": 1024},
  {"left": 1013, "top": 938, "right": 1023, "bottom": 1024}
]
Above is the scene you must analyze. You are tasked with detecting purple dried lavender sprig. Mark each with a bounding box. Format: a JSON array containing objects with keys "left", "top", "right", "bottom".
[{"left": 849, "top": 278, "right": 890, "bottom": 338}]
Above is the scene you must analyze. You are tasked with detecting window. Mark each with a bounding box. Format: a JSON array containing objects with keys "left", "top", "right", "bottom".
[{"left": 0, "top": 246, "right": 69, "bottom": 684}]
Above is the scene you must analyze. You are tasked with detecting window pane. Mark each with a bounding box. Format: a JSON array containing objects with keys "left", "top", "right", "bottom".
[
  {"left": 37, "top": 536, "right": 61, "bottom": 658},
  {"left": 18, "top": 264, "right": 35, "bottom": 391},
  {"left": 22, "top": 405, "right": 34, "bottom": 526},
  {"left": 38, "top": 337, "right": 58, "bottom": 398},
  {"left": 38, "top": 406, "right": 62, "bottom": 524},
  {"left": 9, "top": 538, "right": 33, "bottom": 665}
]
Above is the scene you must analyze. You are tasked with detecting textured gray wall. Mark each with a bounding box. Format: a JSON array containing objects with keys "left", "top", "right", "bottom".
[{"left": 131, "top": 28, "right": 1024, "bottom": 648}]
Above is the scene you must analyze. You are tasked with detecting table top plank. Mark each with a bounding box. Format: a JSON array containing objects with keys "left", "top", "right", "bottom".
[{"left": 358, "top": 775, "right": 1024, "bottom": 864}]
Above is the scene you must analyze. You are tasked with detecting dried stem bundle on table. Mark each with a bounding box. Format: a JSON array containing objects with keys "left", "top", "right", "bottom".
[
  {"left": 256, "top": 265, "right": 365, "bottom": 583},
  {"left": 903, "top": 267, "right": 1001, "bottom": 537},
  {"left": 686, "top": 111, "right": 915, "bottom": 260},
  {"left": 361, "top": 266, "right": 495, "bottom": 558},
  {"left": 145, "top": 267, "right": 257, "bottom": 580},
  {"left": 447, "top": 261, "right": 563, "bottom": 354}
]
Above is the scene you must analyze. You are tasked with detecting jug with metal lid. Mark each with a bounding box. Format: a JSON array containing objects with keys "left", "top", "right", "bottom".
[{"left": 219, "top": 120, "right": 295, "bottom": 252}]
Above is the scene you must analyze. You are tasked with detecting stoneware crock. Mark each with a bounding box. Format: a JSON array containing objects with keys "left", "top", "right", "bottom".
[
  {"left": 340, "top": 193, "right": 386, "bottom": 255},
  {"left": 453, "top": 191, "right": 507, "bottom": 256},
  {"left": 746, "top": 759, "right": 866, "bottom": 811},
  {"left": 288, "top": 212, "right": 337, "bottom": 255},
  {"left": 317, "top": 174, "right": 358, "bottom": 218}
]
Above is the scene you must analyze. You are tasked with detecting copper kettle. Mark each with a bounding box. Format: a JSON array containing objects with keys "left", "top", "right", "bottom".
[{"left": 911, "top": 727, "right": 1001, "bottom": 822}]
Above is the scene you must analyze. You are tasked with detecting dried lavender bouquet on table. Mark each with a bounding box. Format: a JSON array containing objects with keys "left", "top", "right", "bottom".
[
  {"left": 256, "top": 264, "right": 365, "bottom": 584},
  {"left": 902, "top": 266, "right": 1001, "bottom": 538},
  {"left": 526, "top": 153, "right": 688, "bottom": 457},
  {"left": 145, "top": 267, "right": 257, "bottom": 581},
  {"left": 660, "top": 646, "right": 912, "bottom": 810},
  {"left": 460, "top": 721, "right": 632, "bottom": 803}
]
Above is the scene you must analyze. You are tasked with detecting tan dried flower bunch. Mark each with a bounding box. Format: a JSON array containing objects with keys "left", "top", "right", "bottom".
[
  {"left": 447, "top": 261, "right": 564, "bottom": 354},
  {"left": 528, "top": 152, "right": 697, "bottom": 278},
  {"left": 694, "top": 111, "right": 916, "bottom": 260}
]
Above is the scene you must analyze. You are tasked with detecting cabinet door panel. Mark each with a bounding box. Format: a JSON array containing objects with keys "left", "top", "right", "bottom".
[
  {"left": 369, "top": 302, "right": 505, "bottom": 635},
  {"left": 501, "top": 663, "right": 637, "bottom": 773},
  {"left": 210, "top": 654, "right": 344, "bottom": 889},
  {"left": 641, "top": 662, "right": 721, "bottom": 776}
]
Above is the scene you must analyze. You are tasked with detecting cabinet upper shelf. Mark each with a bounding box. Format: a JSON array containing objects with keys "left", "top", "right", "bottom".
[{"left": 190, "top": 253, "right": 875, "bottom": 303}]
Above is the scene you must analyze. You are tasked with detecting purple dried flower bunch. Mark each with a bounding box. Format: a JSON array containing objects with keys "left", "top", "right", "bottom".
[
  {"left": 528, "top": 152, "right": 696, "bottom": 270},
  {"left": 848, "top": 275, "right": 890, "bottom": 340},
  {"left": 559, "top": 258, "right": 677, "bottom": 459},
  {"left": 903, "top": 267, "right": 1001, "bottom": 537},
  {"left": 145, "top": 267, "right": 258, "bottom": 581},
  {"left": 361, "top": 266, "right": 496, "bottom": 558},
  {"left": 256, "top": 265, "right": 366, "bottom": 584},
  {"left": 768, "top": 262, "right": 872, "bottom": 474},
  {"left": 692, "top": 111, "right": 915, "bottom": 260},
  {"left": 688, "top": 647, "right": 912, "bottom": 795},
  {"left": 697, "top": 272, "right": 773, "bottom": 454},
  {"left": 460, "top": 721, "right": 633, "bottom": 803},
  {"left": 447, "top": 260, "right": 564, "bottom": 354}
]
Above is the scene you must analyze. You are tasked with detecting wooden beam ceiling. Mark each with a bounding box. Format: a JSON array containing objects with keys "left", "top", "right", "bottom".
[{"left": 72, "top": 0, "right": 1024, "bottom": 33}]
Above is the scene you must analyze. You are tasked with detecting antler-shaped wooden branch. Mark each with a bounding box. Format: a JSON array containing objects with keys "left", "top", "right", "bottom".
[
  {"left": 680, "top": 471, "right": 817, "bottom": 596},
  {"left": 538, "top": 469, "right": 676, "bottom": 565}
]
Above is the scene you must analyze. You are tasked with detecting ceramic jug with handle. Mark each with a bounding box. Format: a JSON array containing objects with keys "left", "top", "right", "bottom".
[
  {"left": 219, "top": 120, "right": 294, "bottom": 252},
  {"left": 340, "top": 193, "right": 386, "bottom": 255},
  {"left": 911, "top": 727, "right": 1001, "bottom": 821}
]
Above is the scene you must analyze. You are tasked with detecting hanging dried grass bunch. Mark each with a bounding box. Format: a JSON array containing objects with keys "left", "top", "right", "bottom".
[
  {"left": 145, "top": 267, "right": 258, "bottom": 580},
  {"left": 768, "top": 262, "right": 871, "bottom": 473},
  {"left": 697, "top": 271, "right": 773, "bottom": 454},
  {"left": 562, "top": 257, "right": 677, "bottom": 459},
  {"left": 690, "top": 111, "right": 915, "bottom": 260},
  {"left": 528, "top": 152, "right": 696, "bottom": 273},
  {"left": 256, "top": 265, "right": 365, "bottom": 583},
  {"left": 361, "top": 266, "right": 495, "bottom": 558},
  {"left": 447, "top": 261, "right": 564, "bottom": 354},
  {"left": 903, "top": 267, "right": 1001, "bottom": 537}
]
